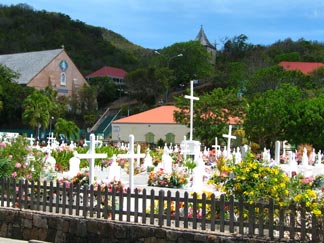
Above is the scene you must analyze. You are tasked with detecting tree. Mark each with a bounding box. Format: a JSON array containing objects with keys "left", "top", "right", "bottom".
[
  {"left": 88, "top": 77, "right": 118, "bottom": 110},
  {"left": 244, "top": 65, "right": 309, "bottom": 97},
  {"left": 22, "top": 90, "right": 51, "bottom": 139},
  {"left": 244, "top": 84, "right": 302, "bottom": 152},
  {"left": 125, "top": 67, "right": 165, "bottom": 105},
  {"left": 0, "top": 64, "right": 34, "bottom": 128},
  {"left": 222, "top": 34, "right": 253, "bottom": 61},
  {"left": 174, "top": 87, "right": 245, "bottom": 146},
  {"left": 41, "top": 87, "right": 65, "bottom": 119},
  {"left": 54, "top": 118, "right": 79, "bottom": 141},
  {"left": 287, "top": 95, "right": 324, "bottom": 150},
  {"left": 69, "top": 84, "right": 98, "bottom": 128},
  {"left": 156, "top": 41, "right": 214, "bottom": 88}
]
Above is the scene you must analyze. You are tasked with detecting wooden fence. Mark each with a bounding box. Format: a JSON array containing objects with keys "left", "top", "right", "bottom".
[{"left": 0, "top": 178, "right": 322, "bottom": 242}]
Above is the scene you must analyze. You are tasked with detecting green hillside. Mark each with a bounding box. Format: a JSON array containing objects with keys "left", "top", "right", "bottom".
[{"left": 0, "top": 3, "right": 153, "bottom": 75}]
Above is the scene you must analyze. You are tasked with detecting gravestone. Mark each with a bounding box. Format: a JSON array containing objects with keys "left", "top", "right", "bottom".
[
  {"left": 274, "top": 141, "right": 281, "bottom": 165},
  {"left": 212, "top": 137, "right": 221, "bottom": 158},
  {"left": 143, "top": 148, "right": 153, "bottom": 170},
  {"left": 162, "top": 145, "right": 173, "bottom": 173},
  {"left": 76, "top": 133, "right": 107, "bottom": 184},
  {"left": 222, "top": 125, "right": 236, "bottom": 159},
  {"left": 26, "top": 134, "right": 35, "bottom": 147},
  {"left": 108, "top": 154, "right": 121, "bottom": 181},
  {"left": 191, "top": 152, "right": 205, "bottom": 190},
  {"left": 117, "top": 134, "right": 145, "bottom": 190},
  {"left": 68, "top": 151, "right": 81, "bottom": 177}
]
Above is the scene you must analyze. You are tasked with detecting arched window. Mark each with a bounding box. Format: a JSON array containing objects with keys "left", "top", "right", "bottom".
[
  {"left": 60, "top": 72, "right": 66, "bottom": 86},
  {"left": 145, "top": 132, "right": 155, "bottom": 144},
  {"left": 165, "top": 133, "right": 175, "bottom": 144}
]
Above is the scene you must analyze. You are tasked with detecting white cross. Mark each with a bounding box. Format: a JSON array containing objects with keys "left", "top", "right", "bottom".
[
  {"left": 76, "top": 133, "right": 107, "bottom": 184},
  {"left": 117, "top": 135, "right": 145, "bottom": 191},
  {"left": 47, "top": 132, "right": 56, "bottom": 147},
  {"left": 212, "top": 137, "right": 221, "bottom": 158},
  {"left": 180, "top": 136, "right": 190, "bottom": 159},
  {"left": 26, "top": 134, "right": 35, "bottom": 147},
  {"left": 222, "top": 125, "right": 236, "bottom": 158},
  {"left": 184, "top": 80, "right": 199, "bottom": 140},
  {"left": 135, "top": 144, "right": 143, "bottom": 167}
]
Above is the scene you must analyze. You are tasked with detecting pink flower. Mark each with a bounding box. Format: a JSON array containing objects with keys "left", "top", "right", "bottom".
[
  {"left": 11, "top": 172, "right": 17, "bottom": 177},
  {"left": 301, "top": 176, "right": 314, "bottom": 184},
  {"left": 0, "top": 142, "right": 6, "bottom": 148},
  {"left": 15, "top": 163, "right": 21, "bottom": 168}
]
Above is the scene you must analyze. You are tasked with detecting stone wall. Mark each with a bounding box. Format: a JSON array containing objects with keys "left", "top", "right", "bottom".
[{"left": 0, "top": 208, "right": 279, "bottom": 243}]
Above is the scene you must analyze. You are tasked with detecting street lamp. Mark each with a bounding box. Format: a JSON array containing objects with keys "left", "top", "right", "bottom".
[
  {"left": 154, "top": 51, "right": 183, "bottom": 103},
  {"left": 49, "top": 116, "right": 54, "bottom": 136}
]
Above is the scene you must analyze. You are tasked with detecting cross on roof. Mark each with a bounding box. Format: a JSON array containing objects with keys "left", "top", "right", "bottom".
[
  {"left": 222, "top": 125, "right": 236, "bottom": 158},
  {"left": 184, "top": 80, "right": 199, "bottom": 140},
  {"left": 118, "top": 135, "right": 145, "bottom": 191},
  {"left": 76, "top": 133, "right": 107, "bottom": 184}
]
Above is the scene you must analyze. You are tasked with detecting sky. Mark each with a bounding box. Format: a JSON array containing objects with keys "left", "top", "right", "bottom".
[{"left": 2, "top": 0, "right": 324, "bottom": 50}]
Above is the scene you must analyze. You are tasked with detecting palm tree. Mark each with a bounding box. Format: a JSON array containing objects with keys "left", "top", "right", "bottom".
[
  {"left": 22, "top": 91, "right": 51, "bottom": 139},
  {"left": 54, "top": 118, "right": 80, "bottom": 142}
]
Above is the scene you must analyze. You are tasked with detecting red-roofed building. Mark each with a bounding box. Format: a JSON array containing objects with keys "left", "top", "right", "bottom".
[
  {"left": 279, "top": 61, "right": 324, "bottom": 74},
  {"left": 111, "top": 105, "right": 241, "bottom": 144},
  {"left": 112, "top": 105, "right": 189, "bottom": 144},
  {"left": 86, "top": 66, "right": 128, "bottom": 88}
]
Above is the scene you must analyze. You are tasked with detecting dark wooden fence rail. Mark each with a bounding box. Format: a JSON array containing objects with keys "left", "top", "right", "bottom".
[{"left": 0, "top": 178, "right": 322, "bottom": 242}]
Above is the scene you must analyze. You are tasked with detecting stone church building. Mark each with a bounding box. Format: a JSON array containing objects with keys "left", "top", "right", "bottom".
[
  {"left": 0, "top": 48, "right": 88, "bottom": 97},
  {"left": 195, "top": 25, "right": 216, "bottom": 63}
]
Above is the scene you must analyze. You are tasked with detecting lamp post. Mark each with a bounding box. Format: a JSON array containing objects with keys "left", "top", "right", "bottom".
[
  {"left": 49, "top": 116, "right": 54, "bottom": 136},
  {"left": 154, "top": 51, "right": 183, "bottom": 103}
]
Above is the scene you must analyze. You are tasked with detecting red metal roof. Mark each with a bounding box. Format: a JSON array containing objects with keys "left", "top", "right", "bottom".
[
  {"left": 86, "top": 66, "right": 128, "bottom": 79},
  {"left": 279, "top": 61, "right": 324, "bottom": 74},
  {"left": 113, "top": 105, "right": 241, "bottom": 124}
]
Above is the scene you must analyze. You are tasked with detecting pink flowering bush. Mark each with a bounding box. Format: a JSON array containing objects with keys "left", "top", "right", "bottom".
[{"left": 0, "top": 136, "right": 44, "bottom": 180}]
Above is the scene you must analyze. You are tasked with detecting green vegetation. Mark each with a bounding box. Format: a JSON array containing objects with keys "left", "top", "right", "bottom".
[{"left": 2, "top": 3, "right": 324, "bottom": 151}]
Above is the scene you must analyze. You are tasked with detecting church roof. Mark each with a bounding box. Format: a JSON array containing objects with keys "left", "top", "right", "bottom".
[
  {"left": 86, "top": 66, "right": 128, "bottom": 79},
  {"left": 279, "top": 61, "right": 324, "bottom": 74},
  {"left": 0, "top": 49, "right": 63, "bottom": 85},
  {"left": 195, "top": 26, "right": 215, "bottom": 50}
]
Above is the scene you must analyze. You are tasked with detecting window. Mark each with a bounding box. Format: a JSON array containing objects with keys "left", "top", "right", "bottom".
[
  {"left": 165, "top": 133, "right": 175, "bottom": 144},
  {"left": 145, "top": 132, "right": 155, "bottom": 144},
  {"left": 60, "top": 72, "right": 66, "bottom": 86}
]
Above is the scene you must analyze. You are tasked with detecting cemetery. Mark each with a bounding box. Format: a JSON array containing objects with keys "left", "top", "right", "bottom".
[{"left": 0, "top": 83, "right": 324, "bottom": 242}]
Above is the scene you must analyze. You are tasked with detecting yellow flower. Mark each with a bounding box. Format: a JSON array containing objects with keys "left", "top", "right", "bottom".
[
  {"left": 294, "top": 194, "right": 302, "bottom": 202},
  {"left": 312, "top": 208, "right": 322, "bottom": 216}
]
